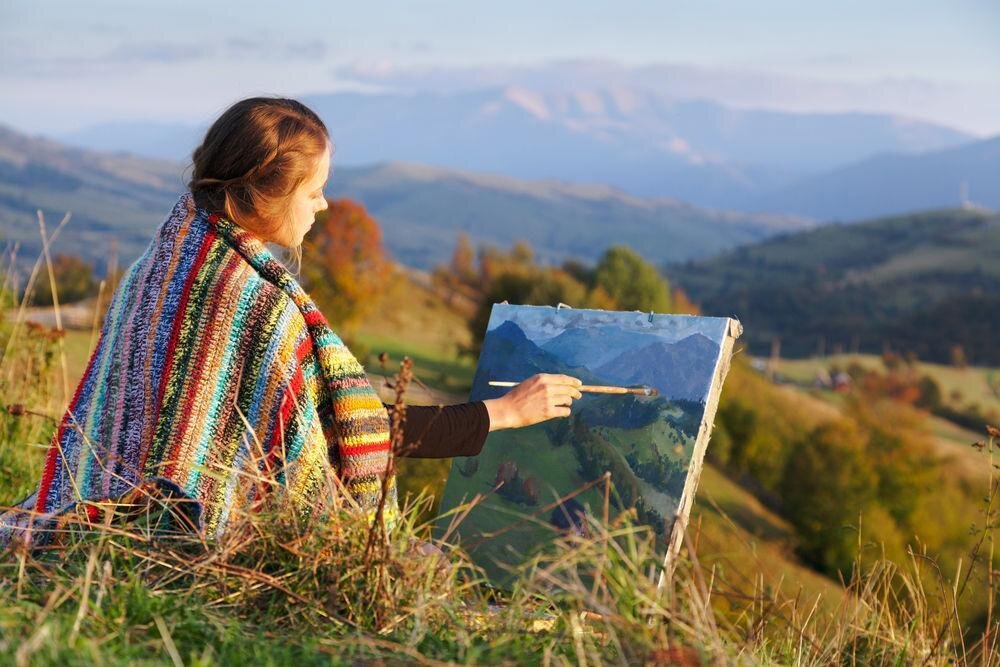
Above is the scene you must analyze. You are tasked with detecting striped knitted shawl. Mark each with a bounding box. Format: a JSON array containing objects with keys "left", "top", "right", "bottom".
[{"left": 2, "top": 192, "right": 398, "bottom": 547}]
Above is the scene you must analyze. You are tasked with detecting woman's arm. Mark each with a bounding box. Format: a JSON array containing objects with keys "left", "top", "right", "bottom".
[
  {"left": 385, "top": 402, "right": 490, "bottom": 458},
  {"left": 384, "top": 374, "right": 583, "bottom": 459}
]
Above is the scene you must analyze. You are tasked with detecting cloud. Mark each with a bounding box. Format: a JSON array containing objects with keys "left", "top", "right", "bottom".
[
  {"left": 224, "top": 38, "right": 327, "bottom": 61},
  {"left": 3, "top": 37, "right": 331, "bottom": 78},
  {"left": 106, "top": 42, "right": 215, "bottom": 64}
]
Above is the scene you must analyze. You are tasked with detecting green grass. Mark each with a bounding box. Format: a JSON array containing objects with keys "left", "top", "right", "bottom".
[{"left": 354, "top": 270, "right": 477, "bottom": 397}]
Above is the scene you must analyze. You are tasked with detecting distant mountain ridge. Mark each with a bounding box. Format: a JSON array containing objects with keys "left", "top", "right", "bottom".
[
  {"left": 328, "top": 160, "right": 810, "bottom": 268},
  {"left": 0, "top": 124, "right": 810, "bottom": 273},
  {"left": 744, "top": 135, "right": 1000, "bottom": 220},
  {"left": 0, "top": 124, "right": 185, "bottom": 274},
  {"left": 56, "top": 86, "right": 974, "bottom": 212}
]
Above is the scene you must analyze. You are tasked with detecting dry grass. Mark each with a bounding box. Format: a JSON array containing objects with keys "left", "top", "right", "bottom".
[{"left": 1, "top": 216, "right": 997, "bottom": 665}]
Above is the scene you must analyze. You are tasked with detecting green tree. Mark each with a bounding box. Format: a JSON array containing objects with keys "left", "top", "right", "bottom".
[
  {"left": 593, "top": 245, "right": 671, "bottom": 312},
  {"left": 31, "top": 253, "right": 96, "bottom": 305},
  {"left": 780, "top": 419, "right": 879, "bottom": 577},
  {"left": 467, "top": 263, "right": 590, "bottom": 355}
]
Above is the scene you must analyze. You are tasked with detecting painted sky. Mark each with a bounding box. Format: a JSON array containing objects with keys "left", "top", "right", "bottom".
[
  {"left": 487, "top": 305, "right": 730, "bottom": 346},
  {"left": 2, "top": 1, "right": 999, "bottom": 135}
]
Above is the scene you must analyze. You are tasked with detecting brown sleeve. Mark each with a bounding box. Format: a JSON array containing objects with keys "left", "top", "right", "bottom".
[{"left": 384, "top": 401, "right": 490, "bottom": 459}]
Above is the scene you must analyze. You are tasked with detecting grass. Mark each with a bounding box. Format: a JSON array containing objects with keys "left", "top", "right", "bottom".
[
  {"left": 762, "top": 352, "right": 1000, "bottom": 415},
  {"left": 3, "top": 253, "right": 999, "bottom": 664},
  {"left": 355, "top": 268, "right": 477, "bottom": 397}
]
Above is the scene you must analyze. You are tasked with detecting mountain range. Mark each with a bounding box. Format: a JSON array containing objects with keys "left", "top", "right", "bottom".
[
  {"left": 744, "top": 136, "right": 1000, "bottom": 220},
  {"left": 480, "top": 320, "right": 720, "bottom": 403},
  {"left": 53, "top": 86, "right": 994, "bottom": 220},
  {"left": 0, "top": 123, "right": 809, "bottom": 273}
]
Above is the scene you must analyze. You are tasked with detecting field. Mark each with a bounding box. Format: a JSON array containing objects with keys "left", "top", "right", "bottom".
[
  {"left": 1, "top": 266, "right": 995, "bottom": 663},
  {"left": 763, "top": 352, "right": 1000, "bottom": 414},
  {"left": 10, "top": 271, "right": 854, "bottom": 604}
]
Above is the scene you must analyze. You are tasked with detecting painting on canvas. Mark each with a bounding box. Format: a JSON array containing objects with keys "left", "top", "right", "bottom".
[{"left": 436, "top": 303, "right": 741, "bottom": 584}]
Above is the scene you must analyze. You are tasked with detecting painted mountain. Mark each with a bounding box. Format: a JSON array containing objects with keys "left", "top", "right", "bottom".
[
  {"left": 596, "top": 333, "right": 721, "bottom": 403},
  {"left": 471, "top": 319, "right": 604, "bottom": 401},
  {"left": 437, "top": 304, "right": 736, "bottom": 585}
]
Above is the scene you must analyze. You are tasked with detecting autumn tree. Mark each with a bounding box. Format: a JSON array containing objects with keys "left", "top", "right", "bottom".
[
  {"left": 301, "top": 198, "right": 389, "bottom": 335},
  {"left": 449, "top": 232, "right": 477, "bottom": 287}
]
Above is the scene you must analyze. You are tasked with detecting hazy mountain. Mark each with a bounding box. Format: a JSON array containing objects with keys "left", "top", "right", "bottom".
[
  {"left": 744, "top": 135, "right": 1000, "bottom": 221},
  {"left": 60, "top": 121, "right": 205, "bottom": 165},
  {"left": 328, "top": 161, "right": 811, "bottom": 268},
  {"left": 665, "top": 208, "right": 1000, "bottom": 364},
  {"left": 58, "top": 87, "right": 972, "bottom": 209},
  {"left": 0, "top": 124, "right": 807, "bottom": 274},
  {"left": 0, "top": 124, "right": 185, "bottom": 274}
]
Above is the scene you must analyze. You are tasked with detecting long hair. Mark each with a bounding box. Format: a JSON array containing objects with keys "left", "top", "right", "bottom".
[{"left": 188, "top": 96, "right": 329, "bottom": 272}]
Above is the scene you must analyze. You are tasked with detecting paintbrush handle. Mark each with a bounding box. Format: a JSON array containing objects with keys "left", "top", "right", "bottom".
[
  {"left": 488, "top": 380, "right": 647, "bottom": 395},
  {"left": 580, "top": 384, "right": 633, "bottom": 394}
]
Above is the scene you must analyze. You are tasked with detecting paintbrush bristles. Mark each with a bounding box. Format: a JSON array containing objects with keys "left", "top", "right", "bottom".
[{"left": 488, "top": 380, "right": 658, "bottom": 396}]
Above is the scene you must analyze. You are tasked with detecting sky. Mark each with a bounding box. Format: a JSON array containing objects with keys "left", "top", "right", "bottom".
[{"left": 2, "top": 0, "right": 999, "bottom": 136}]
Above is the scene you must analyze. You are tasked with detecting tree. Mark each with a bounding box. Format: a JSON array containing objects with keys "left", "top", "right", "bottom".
[
  {"left": 301, "top": 198, "right": 389, "bottom": 334},
  {"left": 31, "top": 253, "right": 96, "bottom": 306},
  {"left": 449, "top": 233, "right": 477, "bottom": 287},
  {"left": 780, "top": 419, "right": 878, "bottom": 577},
  {"left": 593, "top": 245, "right": 671, "bottom": 312}
]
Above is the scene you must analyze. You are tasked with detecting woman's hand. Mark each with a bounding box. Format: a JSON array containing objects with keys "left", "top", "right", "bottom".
[{"left": 483, "top": 374, "right": 583, "bottom": 431}]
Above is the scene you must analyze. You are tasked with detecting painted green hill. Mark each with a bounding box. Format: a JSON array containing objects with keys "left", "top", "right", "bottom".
[{"left": 666, "top": 208, "right": 1000, "bottom": 364}]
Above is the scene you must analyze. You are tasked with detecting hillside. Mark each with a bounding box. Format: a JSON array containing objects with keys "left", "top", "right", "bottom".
[
  {"left": 0, "top": 124, "right": 810, "bottom": 273},
  {"left": 21, "top": 271, "right": 849, "bottom": 621},
  {"left": 666, "top": 208, "right": 1000, "bottom": 364},
  {"left": 328, "top": 160, "right": 810, "bottom": 268},
  {"left": 0, "top": 125, "right": 185, "bottom": 273},
  {"left": 746, "top": 135, "right": 1000, "bottom": 220}
]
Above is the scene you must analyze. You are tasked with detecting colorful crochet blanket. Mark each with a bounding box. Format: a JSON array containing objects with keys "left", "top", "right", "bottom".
[{"left": 1, "top": 192, "right": 398, "bottom": 547}]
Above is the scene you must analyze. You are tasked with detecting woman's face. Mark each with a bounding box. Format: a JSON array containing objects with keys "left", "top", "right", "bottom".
[{"left": 274, "top": 146, "right": 330, "bottom": 247}]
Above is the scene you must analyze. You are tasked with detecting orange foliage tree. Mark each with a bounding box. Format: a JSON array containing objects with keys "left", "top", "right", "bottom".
[{"left": 301, "top": 198, "right": 389, "bottom": 334}]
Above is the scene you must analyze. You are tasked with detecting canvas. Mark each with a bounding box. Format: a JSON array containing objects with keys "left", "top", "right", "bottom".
[{"left": 436, "top": 304, "right": 742, "bottom": 585}]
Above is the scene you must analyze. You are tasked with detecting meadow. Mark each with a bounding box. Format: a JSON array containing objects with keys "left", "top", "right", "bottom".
[{"left": 1, "top": 253, "right": 996, "bottom": 665}]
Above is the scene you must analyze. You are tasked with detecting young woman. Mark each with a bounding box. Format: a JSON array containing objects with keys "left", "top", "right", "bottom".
[{"left": 1, "top": 97, "right": 582, "bottom": 547}]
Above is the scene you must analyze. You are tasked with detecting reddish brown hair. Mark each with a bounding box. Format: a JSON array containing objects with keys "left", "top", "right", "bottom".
[{"left": 188, "top": 97, "right": 330, "bottom": 240}]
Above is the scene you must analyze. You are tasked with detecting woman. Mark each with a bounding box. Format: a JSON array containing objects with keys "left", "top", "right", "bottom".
[{"left": 1, "top": 97, "right": 582, "bottom": 547}]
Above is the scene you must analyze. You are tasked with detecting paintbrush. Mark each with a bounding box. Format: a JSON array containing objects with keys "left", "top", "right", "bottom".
[{"left": 488, "top": 380, "right": 659, "bottom": 396}]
